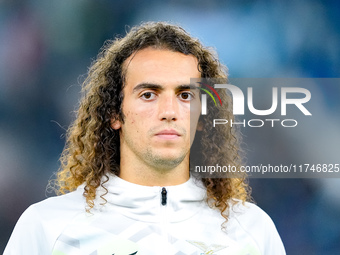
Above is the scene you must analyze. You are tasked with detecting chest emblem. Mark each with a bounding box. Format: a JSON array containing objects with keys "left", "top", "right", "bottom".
[{"left": 186, "top": 240, "right": 227, "bottom": 254}]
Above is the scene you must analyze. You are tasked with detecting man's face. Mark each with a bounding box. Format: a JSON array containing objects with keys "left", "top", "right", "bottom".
[{"left": 112, "top": 47, "right": 201, "bottom": 171}]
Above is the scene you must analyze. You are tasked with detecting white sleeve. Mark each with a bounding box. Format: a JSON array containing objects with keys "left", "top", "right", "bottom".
[
  {"left": 3, "top": 205, "right": 50, "bottom": 255},
  {"left": 232, "top": 201, "right": 286, "bottom": 255},
  {"left": 261, "top": 211, "right": 286, "bottom": 255}
]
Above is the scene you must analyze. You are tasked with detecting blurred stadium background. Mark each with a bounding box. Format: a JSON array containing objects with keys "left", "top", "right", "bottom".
[{"left": 1, "top": 0, "right": 339, "bottom": 254}]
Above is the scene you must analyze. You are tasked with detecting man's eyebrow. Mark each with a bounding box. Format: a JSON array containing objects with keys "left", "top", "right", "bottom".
[
  {"left": 176, "top": 84, "right": 199, "bottom": 91},
  {"left": 133, "top": 83, "right": 199, "bottom": 92},
  {"left": 133, "top": 83, "right": 163, "bottom": 92}
]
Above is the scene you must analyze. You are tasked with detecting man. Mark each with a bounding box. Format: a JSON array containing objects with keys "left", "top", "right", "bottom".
[{"left": 4, "top": 22, "right": 285, "bottom": 254}]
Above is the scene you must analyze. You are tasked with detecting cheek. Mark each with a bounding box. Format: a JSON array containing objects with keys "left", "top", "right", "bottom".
[
  {"left": 181, "top": 105, "right": 200, "bottom": 122},
  {"left": 133, "top": 105, "right": 155, "bottom": 119},
  {"left": 124, "top": 111, "right": 137, "bottom": 125},
  {"left": 124, "top": 108, "right": 154, "bottom": 128}
]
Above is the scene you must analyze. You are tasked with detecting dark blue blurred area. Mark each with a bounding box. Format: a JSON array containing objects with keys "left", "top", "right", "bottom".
[{"left": 1, "top": 0, "right": 339, "bottom": 254}]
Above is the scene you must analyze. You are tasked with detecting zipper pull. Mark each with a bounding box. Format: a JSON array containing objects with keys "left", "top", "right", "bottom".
[{"left": 161, "top": 187, "right": 167, "bottom": 206}]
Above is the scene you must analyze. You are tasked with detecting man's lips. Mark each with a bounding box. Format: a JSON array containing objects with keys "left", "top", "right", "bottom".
[{"left": 155, "top": 129, "right": 181, "bottom": 139}]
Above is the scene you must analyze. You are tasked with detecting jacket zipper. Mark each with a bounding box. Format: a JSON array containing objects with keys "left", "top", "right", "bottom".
[
  {"left": 160, "top": 187, "right": 170, "bottom": 254},
  {"left": 161, "top": 187, "right": 167, "bottom": 206}
]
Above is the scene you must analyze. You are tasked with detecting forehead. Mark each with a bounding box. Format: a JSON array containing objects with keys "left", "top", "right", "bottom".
[{"left": 123, "top": 47, "right": 201, "bottom": 89}]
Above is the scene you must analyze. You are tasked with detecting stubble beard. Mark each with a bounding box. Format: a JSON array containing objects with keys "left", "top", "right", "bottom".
[{"left": 141, "top": 146, "right": 188, "bottom": 173}]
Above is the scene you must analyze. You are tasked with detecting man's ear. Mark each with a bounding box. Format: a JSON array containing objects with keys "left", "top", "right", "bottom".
[{"left": 111, "top": 118, "right": 122, "bottom": 130}]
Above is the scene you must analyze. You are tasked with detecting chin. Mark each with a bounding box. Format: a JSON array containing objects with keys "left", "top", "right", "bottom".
[{"left": 150, "top": 154, "right": 186, "bottom": 169}]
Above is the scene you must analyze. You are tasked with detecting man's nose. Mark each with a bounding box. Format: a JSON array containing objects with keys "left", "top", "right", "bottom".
[{"left": 158, "top": 94, "right": 178, "bottom": 121}]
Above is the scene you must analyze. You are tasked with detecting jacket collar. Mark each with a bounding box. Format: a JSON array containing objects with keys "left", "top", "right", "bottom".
[{"left": 93, "top": 173, "right": 207, "bottom": 223}]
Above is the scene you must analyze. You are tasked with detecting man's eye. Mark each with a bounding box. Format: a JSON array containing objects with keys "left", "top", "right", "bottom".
[
  {"left": 179, "top": 92, "right": 193, "bottom": 101},
  {"left": 141, "top": 92, "right": 156, "bottom": 100}
]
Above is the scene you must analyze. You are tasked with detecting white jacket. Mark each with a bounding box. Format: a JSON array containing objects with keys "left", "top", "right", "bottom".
[{"left": 4, "top": 175, "right": 286, "bottom": 255}]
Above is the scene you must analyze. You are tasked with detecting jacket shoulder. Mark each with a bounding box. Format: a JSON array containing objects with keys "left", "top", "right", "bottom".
[
  {"left": 4, "top": 188, "right": 86, "bottom": 255},
  {"left": 228, "top": 200, "right": 286, "bottom": 255}
]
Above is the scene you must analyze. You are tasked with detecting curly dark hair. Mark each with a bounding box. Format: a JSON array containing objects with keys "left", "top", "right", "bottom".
[{"left": 56, "top": 22, "right": 250, "bottom": 221}]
